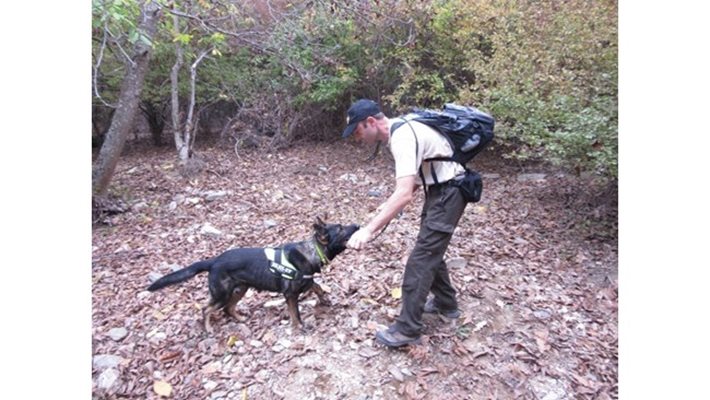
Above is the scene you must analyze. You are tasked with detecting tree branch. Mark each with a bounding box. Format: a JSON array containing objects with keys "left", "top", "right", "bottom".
[{"left": 93, "top": 23, "right": 116, "bottom": 108}]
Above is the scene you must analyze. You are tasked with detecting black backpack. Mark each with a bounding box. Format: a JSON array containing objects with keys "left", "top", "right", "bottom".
[
  {"left": 391, "top": 104, "right": 495, "bottom": 202},
  {"left": 402, "top": 103, "right": 495, "bottom": 166}
]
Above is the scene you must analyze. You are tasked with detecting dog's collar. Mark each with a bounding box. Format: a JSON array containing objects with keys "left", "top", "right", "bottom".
[{"left": 313, "top": 239, "right": 330, "bottom": 266}]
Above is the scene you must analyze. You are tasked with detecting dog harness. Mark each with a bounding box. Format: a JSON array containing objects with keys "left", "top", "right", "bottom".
[
  {"left": 265, "top": 248, "right": 306, "bottom": 280},
  {"left": 264, "top": 240, "right": 329, "bottom": 281}
]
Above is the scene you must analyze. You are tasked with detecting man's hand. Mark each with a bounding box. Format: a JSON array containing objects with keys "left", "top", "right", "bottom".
[{"left": 347, "top": 227, "right": 373, "bottom": 250}]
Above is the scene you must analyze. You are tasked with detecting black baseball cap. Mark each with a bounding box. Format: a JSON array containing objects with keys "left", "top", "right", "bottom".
[{"left": 341, "top": 99, "right": 381, "bottom": 138}]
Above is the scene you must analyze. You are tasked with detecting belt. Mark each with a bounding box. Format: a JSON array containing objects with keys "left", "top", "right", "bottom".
[{"left": 427, "top": 175, "right": 464, "bottom": 190}]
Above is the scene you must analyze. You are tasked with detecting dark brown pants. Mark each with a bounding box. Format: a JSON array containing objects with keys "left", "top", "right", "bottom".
[{"left": 393, "top": 182, "right": 467, "bottom": 337}]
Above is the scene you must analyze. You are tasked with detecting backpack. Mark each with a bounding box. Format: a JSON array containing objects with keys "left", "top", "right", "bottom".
[
  {"left": 402, "top": 103, "right": 495, "bottom": 166},
  {"left": 391, "top": 103, "right": 495, "bottom": 202}
]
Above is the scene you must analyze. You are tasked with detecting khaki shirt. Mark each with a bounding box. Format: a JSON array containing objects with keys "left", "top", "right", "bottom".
[{"left": 389, "top": 118, "right": 465, "bottom": 186}]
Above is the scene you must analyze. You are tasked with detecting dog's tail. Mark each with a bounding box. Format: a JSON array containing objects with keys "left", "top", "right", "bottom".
[{"left": 147, "top": 259, "right": 214, "bottom": 291}]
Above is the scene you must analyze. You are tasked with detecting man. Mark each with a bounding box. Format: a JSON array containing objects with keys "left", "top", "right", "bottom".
[{"left": 342, "top": 99, "right": 468, "bottom": 347}]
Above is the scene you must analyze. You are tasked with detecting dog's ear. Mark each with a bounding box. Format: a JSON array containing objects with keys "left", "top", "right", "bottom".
[
  {"left": 312, "top": 220, "right": 328, "bottom": 244},
  {"left": 313, "top": 218, "right": 325, "bottom": 232}
]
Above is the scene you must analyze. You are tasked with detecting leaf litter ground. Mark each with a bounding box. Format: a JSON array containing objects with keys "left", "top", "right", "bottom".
[{"left": 92, "top": 140, "right": 617, "bottom": 399}]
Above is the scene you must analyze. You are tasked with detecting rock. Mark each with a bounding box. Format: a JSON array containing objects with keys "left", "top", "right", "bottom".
[
  {"left": 534, "top": 309, "right": 553, "bottom": 320},
  {"left": 447, "top": 257, "right": 468, "bottom": 269},
  {"left": 204, "top": 380, "right": 219, "bottom": 391},
  {"left": 367, "top": 188, "right": 383, "bottom": 197},
  {"left": 168, "top": 201, "right": 177, "bottom": 211},
  {"left": 147, "top": 328, "right": 166, "bottom": 343},
  {"left": 210, "top": 390, "right": 228, "bottom": 400},
  {"left": 473, "top": 320, "right": 488, "bottom": 332},
  {"left": 148, "top": 272, "right": 163, "bottom": 283},
  {"left": 271, "top": 190, "right": 285, "bottom": 201},
  {"left": 388, "top": 365, "right": 404, "bottom": 382},
  {"left": 93, "top": 354, "right": 124, "bottom": 370},
  {"left": 338, "top": 173, "right": 358, "bottom": 183},
  {"left": 264, "top": 298, "right": 285, "bottom": 308},
  {"left": 200, "top": 223, "right": 223, "bottom": 236},
  {"left": 249, "top": 340, "right": 264, "bottom": 348},
  {"left": 358, "top": 347, "right": 379, "bottom": 359},
  {"left": 528, "top": 376, "right": 569, "bottom": 400},
  {"left": 517, "top": 173, "right": 547, "bottom": 182},
  {"left": 255, "top": 369, "right": 270, "bottom": 381},
  {"left": 97, "top": 368, "right": 120, "bottom": 390},
  {"left": 136, "top": 291, "right": 151, "bottom": 300},
  {"left": 482, "top": 173, "right": 501, "bottom": 179},
  {"left": 108, "top": 327, "right": 128, "bottom": 341},
  {"left": 204, "top": 190, "right": 229, "bottom": 201},
  {"left": 264, "top": 219, "right": 278, "bottom": 228}
]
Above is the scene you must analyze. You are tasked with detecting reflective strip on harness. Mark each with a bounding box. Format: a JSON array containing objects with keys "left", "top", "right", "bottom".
[{"left": 265, "top": 248, "right": 310, "bottom": 280}]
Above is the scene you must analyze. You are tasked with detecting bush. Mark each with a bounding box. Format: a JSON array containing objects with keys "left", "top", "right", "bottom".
[{"left": 93, "top": 0, "right": 617, "bottom": 179}]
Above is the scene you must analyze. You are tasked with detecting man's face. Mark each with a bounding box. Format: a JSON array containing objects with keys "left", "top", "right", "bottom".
[{"left": 353, "top": 118, "right": 378, "bottom": 144}]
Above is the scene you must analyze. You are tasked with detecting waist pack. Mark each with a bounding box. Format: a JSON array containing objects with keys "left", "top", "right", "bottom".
[{"left": 452, "top": 169, "right": 483, "bottom": 203}]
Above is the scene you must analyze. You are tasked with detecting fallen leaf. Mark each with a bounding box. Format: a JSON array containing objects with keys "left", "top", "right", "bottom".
[
  {"left": 388, "top": 365, "right": 404, "bottom": 381},
  {"left": 391, "top": 287, "right": 402, "bottom": 299},
  {"left": 473, "top": 320, "right": 488, "bottom": 332},
  {"left": 152, "top": 310, "right": 167, "bottom": 320},
  {"left": 227, "top": 335, "right": 239, "bottom": 347},
  {"left": 534, "top": 329, "right": 550, "bottom": 353},
  {"left": 153, "top": 380, "right": 172, "bottom": 397},
  {"left": 201, "top": 361, "right": 220, "bottom": 374}
]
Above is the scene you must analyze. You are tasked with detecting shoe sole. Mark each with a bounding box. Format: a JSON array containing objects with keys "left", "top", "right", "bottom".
[
  {"left": 375, "top": 332, "right": 422, "bottom": 347},
  {"left": 423, "top": 309, "right": 461, "bottom": 319}
]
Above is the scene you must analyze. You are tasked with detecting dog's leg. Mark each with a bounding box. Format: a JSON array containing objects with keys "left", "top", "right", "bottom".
[
  {"left": 224, "top": 285, "right": 248, "bottom": 320},
  {"left": 311, "top": 282, "right": 331, "bottom": 306},
  {"left": 286, "top": 296, "right": 309, "bottom": 331},
  {"left": 202, "top": 302, "right": 220, "bottom": 333}
]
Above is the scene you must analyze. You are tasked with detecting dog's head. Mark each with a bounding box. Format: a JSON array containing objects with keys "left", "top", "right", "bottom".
[{"left": 313, "top": 216, "right": 359, "bottom": 259}]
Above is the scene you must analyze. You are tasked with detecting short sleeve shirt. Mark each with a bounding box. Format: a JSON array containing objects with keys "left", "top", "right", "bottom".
[{"left": 389, "top": 118, "right": 465, "bottom": 186}]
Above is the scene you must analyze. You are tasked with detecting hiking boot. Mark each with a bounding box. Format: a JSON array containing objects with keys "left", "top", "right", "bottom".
[
  {"left": 423, "top": 298, "right": 461, "bottom": 319},
  {"left": 375, "top": 326, "right": 421, "bottom": 348}
]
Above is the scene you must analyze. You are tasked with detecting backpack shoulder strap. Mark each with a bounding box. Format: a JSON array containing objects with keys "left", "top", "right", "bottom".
[{"left": 400, "top": 119, "right": 434, "bottom": 195}]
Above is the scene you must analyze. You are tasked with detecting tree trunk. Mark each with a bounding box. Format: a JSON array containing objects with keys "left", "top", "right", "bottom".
[
  {"left": 91, "top": 1, "right": 161, "bottom": 197},
  {"left": 179, "top": 48, "right": 211, "bottom": 163},
  {"left": 171, "top": 14, "right": 186, "bottom": 161}
]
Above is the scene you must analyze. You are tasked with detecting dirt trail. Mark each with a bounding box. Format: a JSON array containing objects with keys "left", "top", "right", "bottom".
[{"left": 92, "top": 140, "right": 617, "bottom": 399}]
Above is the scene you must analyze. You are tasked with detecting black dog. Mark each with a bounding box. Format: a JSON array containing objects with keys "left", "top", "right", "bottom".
[{"left": 147, "top": 217, "right": 359, "bottom": 332}]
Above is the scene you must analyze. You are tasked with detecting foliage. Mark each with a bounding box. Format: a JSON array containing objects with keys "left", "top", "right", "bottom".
[
  {"left": 383, "top": 0, "right": 618, "bottom": 178},
  {"left": 92, "top": 0, "right": 618, "bottom": 179}
]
